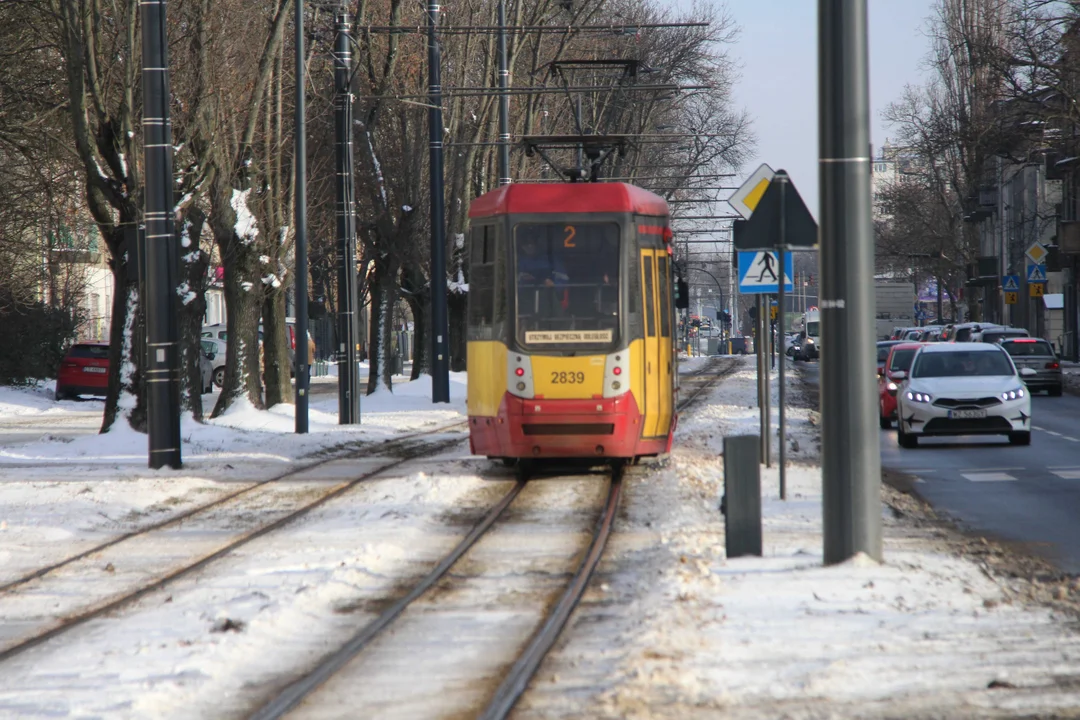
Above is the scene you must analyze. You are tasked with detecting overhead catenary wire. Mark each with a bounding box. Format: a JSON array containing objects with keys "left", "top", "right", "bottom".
[
  {"left": 357, "top": 84, "right": 712, "bottom": 101},
  {"left": 358, "top": 22, "right": 711, "bottom": 35}
]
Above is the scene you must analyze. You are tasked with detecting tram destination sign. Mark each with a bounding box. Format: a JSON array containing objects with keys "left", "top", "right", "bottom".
[{"left": 525, "top": 330, "right": 614, "bottom": 344}]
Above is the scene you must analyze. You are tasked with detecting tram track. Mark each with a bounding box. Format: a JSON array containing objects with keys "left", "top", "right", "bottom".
[
  {"left": 0, "top": 421, "right": 467, "bottom": 598},
  {"left": 0, "top": 425, "right": 468, "bottom": 666},
  {"left": 247, "top": 360, "right": 735, "bottom": 719},
  {"left": 1, "top": 360, "right": 736, "bottom": 714}
]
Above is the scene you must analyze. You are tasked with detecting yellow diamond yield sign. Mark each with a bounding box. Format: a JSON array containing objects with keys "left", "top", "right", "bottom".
[
  {"left": 729, "top": 163, "right": 775, "bottom": 220},
  {"left": 1026, "top": 242, "right": 1047, "bottom": 265}
]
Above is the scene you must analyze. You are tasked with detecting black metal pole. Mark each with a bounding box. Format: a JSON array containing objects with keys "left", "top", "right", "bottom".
[
  {"left": 778, "top": 176, "right": 788, "bottom": 500},
  {"left": 335, "top": 6, "right": 360, "bottom": 423},
  {"left": 141, "top": 0, "right": 181, "bottom": 469},
  {"left": 429, "top": 2, "right": 451, "bottom": 403},
  {"left": 294, "top": 0, "right": 309, "bottom": 434},
  {"left": 819, "top": 0, "right": 882, "bottom": 563},
  {"left": 496, "top": 0, "right": 511, "bottom": 186}
]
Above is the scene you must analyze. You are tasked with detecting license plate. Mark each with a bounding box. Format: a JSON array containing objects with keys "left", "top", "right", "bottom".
[
  {"left": 949, "top": 409, "right": 986, "bottom": 419},
  {"left": 83, "top": 367, "right": 106, "bottom": 374}
]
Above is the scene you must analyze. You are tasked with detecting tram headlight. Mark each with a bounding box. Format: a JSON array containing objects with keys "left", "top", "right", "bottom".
[
  {"left": 517, "top": 382, "right": 526, "bottom": 391},
  {"left": 611, "top": 381, "right": 621, "bottom": 390}
]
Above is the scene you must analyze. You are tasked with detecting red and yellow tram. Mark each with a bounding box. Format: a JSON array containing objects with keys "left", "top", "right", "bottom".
[{"left": 466, "top": 182, "right": 679, "bottom": 461}]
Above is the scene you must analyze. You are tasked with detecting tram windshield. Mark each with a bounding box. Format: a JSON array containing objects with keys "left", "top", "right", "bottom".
[{"left": 514, "top": 222, "right": 620, "bottom": 346}]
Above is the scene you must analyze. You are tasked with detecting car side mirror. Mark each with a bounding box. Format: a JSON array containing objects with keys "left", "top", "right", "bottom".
[
  {"left": 205, "top": 352, "right": 216, "bottom": 361},
  {"left": 1020, "top": 367, "right": 1036, "bottom": 377},
  {"left": 890, "top": 370, "right": 907, "bottom": 381}
]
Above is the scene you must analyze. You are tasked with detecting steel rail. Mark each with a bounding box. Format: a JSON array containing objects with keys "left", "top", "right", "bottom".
[
  {"left": 476, "top": 467, "right": 624, "bottom": 720},
  {"left": 0, "top": 420, "right": 468, "bottom": 597},
  {"left": 248, "top": 359, "right": 736, "bottom": 719},
  {"left": 248, "top": 478, "right": 529, "bottom": 720},
  {"left": 0, "top": 436, "right": 467, "bottom": 665}
]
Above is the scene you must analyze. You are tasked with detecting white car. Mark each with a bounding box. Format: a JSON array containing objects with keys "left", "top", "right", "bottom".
[
  {"left": 895, "top": 343, "right": 1034, "bottom": 448},
  {"left": 201, "top": 338, "right": 227, "bottom": 388}
]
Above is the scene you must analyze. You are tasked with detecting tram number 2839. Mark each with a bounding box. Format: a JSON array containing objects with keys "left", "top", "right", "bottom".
[{"left": 551, "top": 371, "right": 586, "bottom": 384}]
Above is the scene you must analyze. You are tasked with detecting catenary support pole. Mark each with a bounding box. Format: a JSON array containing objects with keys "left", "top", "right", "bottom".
[
  {"left": 819, "top": 0, "right": 882, "bottom": 563},
  {"left": 429, "top": 2, "right": 451, "bottom": 403},
  {"left": 778, "top": 175, "right": 788, "bottom": 499},
  {"left": 335, "top": 6, "right": 360, "bottom": 424},
  {"left": 141, "top": 0, "right": 181, "bottom": 469},
  {"left": 294, "top": 0, "right": 309, "bottom": 434},
  {"left": 496, "top": 0, "right": 511, "bottom": 186}
]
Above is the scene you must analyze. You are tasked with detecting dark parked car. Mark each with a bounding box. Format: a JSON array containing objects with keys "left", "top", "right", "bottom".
[
  {"left": 55, "top": 342, "right": 109, "bottom": 400},
  {"left": 1000, "top": 337, "right": 1062, "bottom": 396}
]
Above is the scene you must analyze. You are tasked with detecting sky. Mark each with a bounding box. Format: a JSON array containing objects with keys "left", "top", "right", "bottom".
[{"left": 724, "top": 0, "right": 938, "bottom": 214}]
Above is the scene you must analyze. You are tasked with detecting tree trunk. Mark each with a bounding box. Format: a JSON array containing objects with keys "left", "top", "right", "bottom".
[
  {"left": 178, "top": 209, "right": 210, "bottom": 421},
  {"left": 366, "top": 258, "right": 400, "bottom": 394},
  {"left": 402, "top": 264, "right": 430, "bottom": 381},
  {"left": 262, "top": 289, "right": 292, "bottom": 407},
  {"left": 100, "top": 225, "right": 146, "bottom": 433},
  {"left": 209, "top": 184, "right": 266, "bottom": 417}
]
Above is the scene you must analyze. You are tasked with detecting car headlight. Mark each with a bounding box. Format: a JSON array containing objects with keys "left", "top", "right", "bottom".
[
  {"left": 1000, "top": 387, "right": 1025, "bottom": 401},
  {"left": 886, "top": 382, "right": 898, "bottom": 392},
  {"left": 806, "top": 338, "right": 815, "bottom": 345},
  {"left": 905, "top": 391, "right": 932, "bottom": 403}
]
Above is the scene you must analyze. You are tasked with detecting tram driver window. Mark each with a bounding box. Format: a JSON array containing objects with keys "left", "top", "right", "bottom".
[{"left": 514, "top": 223, "right": 620, "bottom": 344}]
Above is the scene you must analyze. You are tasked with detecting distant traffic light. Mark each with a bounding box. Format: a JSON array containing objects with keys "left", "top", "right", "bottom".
[{"left": 674, "top": 278, "right": 689, "bottom": 309}]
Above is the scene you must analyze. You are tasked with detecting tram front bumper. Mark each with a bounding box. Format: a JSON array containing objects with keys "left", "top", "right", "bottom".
[{"left": 470, "top": 392, "right": 645, "bottom": 459}]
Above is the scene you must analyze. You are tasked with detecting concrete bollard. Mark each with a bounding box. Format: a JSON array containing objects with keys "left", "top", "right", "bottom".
[{"left": 723, "top": 435, "right": 762, "bottom": 557}]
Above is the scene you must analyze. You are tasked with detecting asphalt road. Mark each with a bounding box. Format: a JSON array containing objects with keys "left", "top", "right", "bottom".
[{"left": 797, "top": 361, "right": 1080, "bottom": 574}]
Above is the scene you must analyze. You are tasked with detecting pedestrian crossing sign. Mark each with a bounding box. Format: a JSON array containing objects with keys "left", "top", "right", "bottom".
[
  {"left": 1002, "top": 275, "right": 1020, "bottom": 292},
  {"left": 737, "top": 251, "right": 794, "bottom": 294},
  {"left": 1027, "top": 264, "right": 1047, "bottom": 283}
]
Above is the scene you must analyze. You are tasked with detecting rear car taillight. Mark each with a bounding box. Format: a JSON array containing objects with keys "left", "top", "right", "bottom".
[
  {"left": 1047, "top": 362, "right": 1060, "bottom": 369},
  {"left": 289, "top": 327, "right": 296, "bottom": 350}
]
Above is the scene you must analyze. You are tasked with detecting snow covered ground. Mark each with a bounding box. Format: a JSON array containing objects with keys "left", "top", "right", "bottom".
[{"left": 0, "top": 359, "right": 1079, "bottom": 719}]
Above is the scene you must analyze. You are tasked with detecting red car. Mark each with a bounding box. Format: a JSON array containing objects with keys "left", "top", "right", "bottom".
[
  {"left": 55, "top": 342, "right": 109, "bottom": 401},
  {"left": 878, "top": 342, "right": 924, "bottom": 428}
]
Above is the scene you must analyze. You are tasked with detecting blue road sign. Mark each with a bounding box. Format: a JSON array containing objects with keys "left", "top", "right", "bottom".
[
  {"left": 1002, "top": 275, "right": 1020, "bottom": 292},
  {"left": 738, "top": 251, "right": 794, "bottom": 294},
  {"left": 1027, "top": 264, "right": 1046, "bottom": 283}
]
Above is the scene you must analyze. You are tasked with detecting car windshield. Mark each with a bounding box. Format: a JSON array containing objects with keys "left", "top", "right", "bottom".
[
  {"left": 514, "top": 222, "right": 620, "bottom": 346},
  {"left": 889, "top": 348, "right": 918, "bottom": 372},
  {"left": 69, "top": 345, "right": 108, "bottom": 359},
  {"left": 911, "top": 350, "right": 1014, "bottom": 378},
  {"left": 1003, "top": 340, "right": 1054, "bottom": 357},
  {"left": 806, "top": 322, "right": 819, "bottom": 335}
]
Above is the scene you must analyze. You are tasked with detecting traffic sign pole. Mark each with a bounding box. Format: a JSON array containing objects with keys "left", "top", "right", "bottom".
[
  {"left": 778, "top": 175, "right": 787, "bottom": 500},
  {"left": 819, "top": 0, "right": 882, "bottom": 564}
]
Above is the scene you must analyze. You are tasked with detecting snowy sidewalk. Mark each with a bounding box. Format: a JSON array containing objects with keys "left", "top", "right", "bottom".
[{"left": 520, "top": 356, "right": 1080, "bottom": 719}]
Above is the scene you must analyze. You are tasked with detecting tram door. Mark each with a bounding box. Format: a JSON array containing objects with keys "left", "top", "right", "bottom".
[
  {"left": 655, "top": 254, "right": 674, "bottom": 433},
  {"left": 640, "top": 251, "right": 661, "bottom": 437}
]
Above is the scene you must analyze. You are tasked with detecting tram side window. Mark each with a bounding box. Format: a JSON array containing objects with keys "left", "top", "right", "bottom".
[
  {"left": 469, "top": 225, "right": 495, "bottom": 333},
  {"left": 514, "top": 223, "right": 620, "bottom": 345}
]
